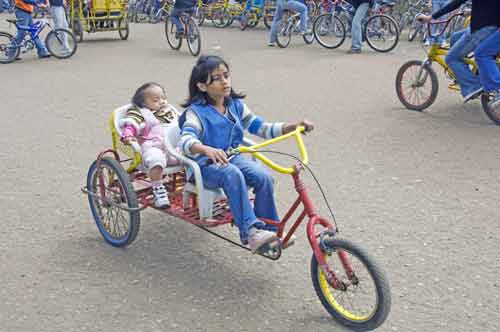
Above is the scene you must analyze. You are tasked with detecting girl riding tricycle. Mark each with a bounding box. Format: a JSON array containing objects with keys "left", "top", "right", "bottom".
[{"left": 83, "top": 55, "right": 391, "bottom": 331}]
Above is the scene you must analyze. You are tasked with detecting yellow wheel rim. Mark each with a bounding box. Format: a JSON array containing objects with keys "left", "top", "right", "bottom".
[{"left": 318, "top": 253, "right": 378, "bottom": 322}]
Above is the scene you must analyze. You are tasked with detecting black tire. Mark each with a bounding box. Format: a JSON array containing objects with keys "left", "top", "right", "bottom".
[
  {"left": 395, "top": 60, "right": 439, "bottom": 111},
  {"left": 87, "top": 157, "right": 140, "bottom": 247},
  {"left": 481, "top": 93, "right": 500, "bottom": 125},
  {"left": 118, "top": 18, "right": 130, "bottom": 40},
  {"left": 364, "top": 14, "right": 399, "bottom": 53},
  {"left": 165, "top": 17, "right": 182, "bottom": 50},
  {"left": 303, "top": 18, "right": 315, "bottom": 44},
  {"left": 276, "top": 19, "right": 291, "bottom": 48},
  {"left": 186, "top": 17, "right": 201, "bottom": 56},
  {"left": 313, "top": 14, "right": 346, "bottom": 49},
  {"left": 311, "top": 238, "right": 391, "bottom": 332},
  {"left": 212, "top": 8, "right": 231, "bottom": 28},
  {"left": 194, "top": 7, "right": 205, "bottom": 26},
  {"left": 0, "top": 31, "right": 19, "bottom": 64},
  {"left": 408, "top": 20, "right": 423, "bottom": 42},
  {"left": 72, "top": 19, "right": 84, "bottom": 43},
  {"left": 45, "top": 29, "right": 77, "bottom": 59}
]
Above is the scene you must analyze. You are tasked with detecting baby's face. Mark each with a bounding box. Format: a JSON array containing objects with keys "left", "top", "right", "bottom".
[{"left": 144, "top": 85, "right": 168, "bottom": 112}]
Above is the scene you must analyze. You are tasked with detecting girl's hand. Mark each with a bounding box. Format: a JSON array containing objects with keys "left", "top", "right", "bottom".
[
  {"left": 203, "top": 146, "right": 229, "bottom": 165},
  {"left": 297, "top": 119, "right": 314, "bottom": 134}
]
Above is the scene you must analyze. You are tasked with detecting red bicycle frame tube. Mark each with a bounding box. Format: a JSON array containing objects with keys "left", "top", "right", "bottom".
[{"left": 265, "top": 164, "right": 348, "bottom": 289}]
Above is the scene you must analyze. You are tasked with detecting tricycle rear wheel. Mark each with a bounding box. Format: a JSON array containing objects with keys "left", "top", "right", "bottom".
[
  {"left": 87, "top": 156, "right": 140, "bottom": 247},
  {"left": 311, "top": 238, "right": 391, "bottom": 331}
]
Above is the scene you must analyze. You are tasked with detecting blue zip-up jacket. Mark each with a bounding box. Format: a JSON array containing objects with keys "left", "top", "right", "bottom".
[{"left": 179, "top": 98, "right": 245, "bottom": 166}]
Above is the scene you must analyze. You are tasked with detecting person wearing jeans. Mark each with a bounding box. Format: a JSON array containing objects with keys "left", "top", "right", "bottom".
[
  {"left": 169, "top": 0, "right": 196, "bottom": 38},
  {"left": 12, "top": 0, "right": 50, "bottom": 58},
  {"left": 419, "top": 0, "right": 500, "bottom": 102},
  {"left": 475, "top": 29, "right": 500, "bottom": 108},
  {"left": 427, "top": 0, "right": 450, "bottom": 46},
  {"left": 349, "top": 0, "right": 370, "bottom": 53},
  {"left": 49, "top": 0, "right": 70, "bottom": 54},
  {"left": 268, "top": 0, "right": 308, "bottom": 47}
]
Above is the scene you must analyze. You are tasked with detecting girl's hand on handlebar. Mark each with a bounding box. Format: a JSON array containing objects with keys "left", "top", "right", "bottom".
[
  {"left": 297, "top": 119, "right": 314, "bottom": 134},
  {"left": 203, "top": 146, "right": 229, "bottom": 166}
]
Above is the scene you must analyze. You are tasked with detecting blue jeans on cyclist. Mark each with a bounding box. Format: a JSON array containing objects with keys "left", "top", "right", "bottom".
[
  {"left": 427, "top": 0, "right": 450, "bottom": 45},
  {"left": 475, "top": 30, "right": 500, "bottom": 106},
  {"left": 268, "top": 0, "right": 308, "bottom": 45},
  {"left": 170, "top": 6, "right": 195, "bottom": 38},
  {"left": 13, "top": 8, "right": 50, "bottom": 58},
  {"left": 350, "top": 1, "right": 369, "bottom": 52},
  {"left": 445, "top": 26, "right": 497, "bottom": 101}
]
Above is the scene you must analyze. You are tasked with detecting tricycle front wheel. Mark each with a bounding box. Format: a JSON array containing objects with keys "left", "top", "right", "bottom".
[
  {"left": 87, "top": 156, "right": 140, "bottom": 247},
  {"left": 311, "top": 238, "right": 391, "bottom": 331}
]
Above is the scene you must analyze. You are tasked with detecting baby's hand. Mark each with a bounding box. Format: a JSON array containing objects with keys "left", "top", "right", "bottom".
[{"left": 122, "top": 136, "right": 137, "bottom": 145}]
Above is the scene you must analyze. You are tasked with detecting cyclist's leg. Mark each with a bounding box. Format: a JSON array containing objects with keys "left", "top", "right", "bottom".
[
  {"left": 50, "top": 6, "right": 71, "bottom": 52},
  {"left": 170, "top": 7, "right": 185, "bottom": 34},
  {"left": 200, "top": 162, "right": 263, "bottom": 245},
  {"left": 445, "top": 26, "right": 497, "bottom": 98},
  {"left": 285, "top": 0, "right": 307, "bottom": 33},
  {"left": 231, "top": 154, "right": 279, "bottom": 224},
  {"left": 450, "top": 28, "right": 465, "bottom": 47},
  {"left": 475, "top": 30, "right": 500, "bottom": 93},
  {"left": 269, "top": 0, "right": 285, "bottom": 44},
  {"left": 351, "top": 2, "right": 369, "bottom": 51},
  {"left": 13, "top": 8, "right": 29, "bottom": 48}
]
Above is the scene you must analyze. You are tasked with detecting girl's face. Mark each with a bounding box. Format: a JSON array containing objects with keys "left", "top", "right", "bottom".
[
  {"left": 144, "top": 85, "right": 168, "bottom": 111},
  {"left": 201, "top": 64, "right": 231, "bottom": 101}
]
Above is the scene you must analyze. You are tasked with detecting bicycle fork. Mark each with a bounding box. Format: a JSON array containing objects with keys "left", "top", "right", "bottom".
[{"left": 413, "top": 58, "right": 432, "bottom": 88}]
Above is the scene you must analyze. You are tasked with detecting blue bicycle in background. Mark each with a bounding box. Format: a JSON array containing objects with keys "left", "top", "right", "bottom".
[{"left": 0, "top": 17, "right": 77, "bottom": 64}]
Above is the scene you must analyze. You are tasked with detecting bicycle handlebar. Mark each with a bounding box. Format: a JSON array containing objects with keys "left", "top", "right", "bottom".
[
  {"left": 425, "top": 11, "right": 464, "bottom": 39},
  {"left": 231, "top": 126, "right": 309, "bottom": 174}
]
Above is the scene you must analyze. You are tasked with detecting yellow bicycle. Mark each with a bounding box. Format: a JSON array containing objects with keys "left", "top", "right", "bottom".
[{"left": 395, "top": 12, "right": 500, "bottom": 124}]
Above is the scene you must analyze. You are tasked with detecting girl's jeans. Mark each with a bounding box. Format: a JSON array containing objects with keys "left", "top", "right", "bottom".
[
  {"left": 475, "top": 30, "right": 500, "bottom": 93},
  {"left": 445, "top": 26, "right": 497, "bottom": 97},
  {"left": 200, "top": 154, "right": 279, "bottom": 243},
  {"left": 50, "top": 6, "right": 71, "bottom": 52},
  {"left": 269, "top": 0, "right": 308, "bottom": 43},
  {"left": 429, "top": 0, "right": 449, "bottom": 44},
  {"left": 13, "top": 9, "right": 49, "bottom": 57},
  {"left": 351, "top": 2, "right": 369, "bottom": 51}
]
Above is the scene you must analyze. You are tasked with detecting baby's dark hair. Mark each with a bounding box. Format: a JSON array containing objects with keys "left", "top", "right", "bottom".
[
  {"left": 182, "top": 55, "right": 245, "bottom": 108},
  {"left": 132, "top": 82, "right": 165, "bottom": 108}
]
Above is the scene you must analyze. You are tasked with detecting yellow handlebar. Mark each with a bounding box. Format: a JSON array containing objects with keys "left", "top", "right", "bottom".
[{"left": 235, "top": 126, "right": 309, "bottom": 174}]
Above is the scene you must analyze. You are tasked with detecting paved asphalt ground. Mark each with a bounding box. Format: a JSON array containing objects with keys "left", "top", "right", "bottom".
[{"left": 0, "top": 15, "right": 498, "bottom": 332}]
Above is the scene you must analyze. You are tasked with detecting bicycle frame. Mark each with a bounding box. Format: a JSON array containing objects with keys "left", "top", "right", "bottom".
[
  {"left": 231, "top": 127, "right": 351, "bottom": 289},
  {"left": 420, "top": 13, "right": 477, "bottom": 84},
  {"left": 13, "top": 20, "right": 48, "bottom": 47}
]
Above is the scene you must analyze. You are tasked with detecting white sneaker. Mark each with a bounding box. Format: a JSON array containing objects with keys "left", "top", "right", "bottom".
[
  {"left": 152, "top": 184, "right": 170, "bottom": 208},
  {"left": 248, "top": 228, "right": 278, "bottom": 253}
]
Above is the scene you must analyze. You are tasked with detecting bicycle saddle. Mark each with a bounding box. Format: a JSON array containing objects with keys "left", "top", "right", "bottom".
[{"left": 6, "top": 19, "right": 17, "bottom": 24}]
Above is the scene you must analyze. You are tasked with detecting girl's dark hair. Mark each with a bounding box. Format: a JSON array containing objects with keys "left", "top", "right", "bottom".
[
  {"left": 182, "top": 55, "right": 245, "bottom": 108},
  {"left": 132, "top": 82, "right": 165, "bottom": 108}
]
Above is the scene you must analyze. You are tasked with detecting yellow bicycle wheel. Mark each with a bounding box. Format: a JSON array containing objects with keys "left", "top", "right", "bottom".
[{"left": 311, "top": 238, "right": 391, "bottom": 331}]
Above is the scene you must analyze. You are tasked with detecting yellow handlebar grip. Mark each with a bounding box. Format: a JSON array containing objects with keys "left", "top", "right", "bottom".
[{"left": 237, "top": 126, "right": 309, "bottom": 174}]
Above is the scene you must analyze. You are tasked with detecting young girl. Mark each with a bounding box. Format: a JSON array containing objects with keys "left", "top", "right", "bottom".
[
  {"left": 121, "top": 82, "right": 180, "bottom": 208},
  {"left": 178, "top": 55, "right": 314, "bottom": 253}
]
